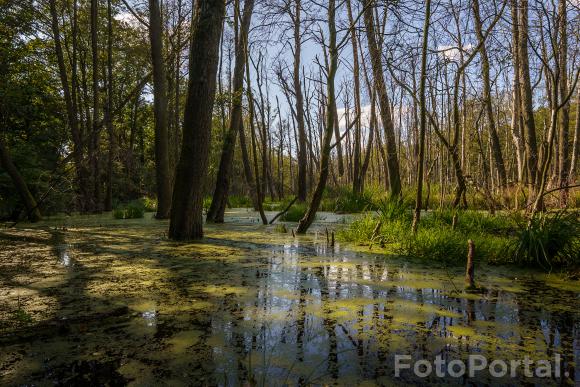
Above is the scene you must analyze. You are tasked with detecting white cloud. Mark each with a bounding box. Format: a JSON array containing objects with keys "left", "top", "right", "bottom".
[
  {"left": 114, "top": 11, "right": 144, "bottom": 30},
  {"left": 437, "top": 44, "right": 474, "bottom": 62}
]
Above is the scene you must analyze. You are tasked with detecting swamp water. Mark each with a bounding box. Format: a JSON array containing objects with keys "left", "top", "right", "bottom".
[{"left": 0, "top": 209, "right": 578, "bottom": 386}]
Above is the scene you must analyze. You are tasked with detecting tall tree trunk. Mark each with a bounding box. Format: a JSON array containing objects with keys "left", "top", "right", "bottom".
[
  {"left": 557, "top": 0, "right": 570, "bottom": 206},
  {"left": 206, "top": 0, "right": 255, "bottom": 223},
  {"left": 296, "top": 0, "right": 337, "bottom": 234},
  {"left": 569, "top": 91, "right": 579, "bottom": 182},
  {"left": 346, "top": 0, "right": 362, "bottom": 193},
  {"left": 472, "top": 0, "right": 507, "bottom": 189},
  {"left": 90, "top": 0, "right": 100, "bottom": 212},
  {"left": 149, "top": 0, "right": 172, "bottom": 218},
  {"left": 510, "top": 0, "right": 525, "bottom": 185},
  {"left": 104, "top": 0, "right": 114, "bottom": 211},
  {"left": 362, "top": 0, "right": 402, "bottom": 197},
  {"left": 168, "top": 0, "right": 226, "bottom": 240},
  {"left": 49, "top": 0, "right": 89, "bottom": 213},
  {"left": 517, "top": 0, "right": 539, "bottom": 189},
  {"left": 293, "top": 0, "right": 308, "bottom": 202},
  {"left": 0, "top": 138, "right": 41, "bottom": 222},
  {"left": 411, "top": 0, "right": 430, "bottom": 234},
  {"left": 245, "top": 53, "right": 268, "bottom": 224}
]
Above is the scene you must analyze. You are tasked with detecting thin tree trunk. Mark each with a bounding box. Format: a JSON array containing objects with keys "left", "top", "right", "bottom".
[
  {"left": 0, "top": 138, "right": 41, "bottom": 221},
  {"left": 411, "top": 0, "right": 431, "bottom": 234},
  {"left": 206, "top": 0, "right": 255, "bottom": 223},
  {"left": 149, "top": 0, "right": 172, "bottom": 218},
  {"left": 90, "top": 0, "right": 100, "bottom": 212},
  {"left": 168, "top": 0, "right": 226, "bottom": 240},
  {"left": 517, "top": 0, "right": 539, "bottom": 189},
  {"left": 557, "top": 0, "right": 570, "bottom": 206},
  {"left": 104, "top": 0, "right": 114, "bottom": 211},
  {"left": 472, "top": 0, "right": 507, "bottom": 189},
  {"left": 362, "top": 0, "right": 402, "bottom": 197},
  {"left": 296, "top": 0, "right": 337, "bottom": 234},
  {"left": 293, "top": 0, "right": 308, "bottom": 202},
  {"left": 569, "top": 91, "right": 580, "bottom": 182},
  {"left": 49, "top": 0, "right": 88, "bottom": 213}
]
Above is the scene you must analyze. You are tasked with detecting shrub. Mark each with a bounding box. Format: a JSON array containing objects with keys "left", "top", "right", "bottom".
[
  {"left": 281, "top": 203, "right": 308, "bottom": 222},
  {"left": 140, "top": 197, "right": 157, "bottom": 212},
  {"left": 333, "top": 188, "right": 376, "bottom": 213},
  {"left": 203, "top": 197, "right": 212, "bottom": 211},
  {"left": 228, "top": 195, "right": 253, "bottom": 208}
]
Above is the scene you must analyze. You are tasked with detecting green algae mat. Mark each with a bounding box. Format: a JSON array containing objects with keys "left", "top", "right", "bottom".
[{"left": 1, "top": 210, "right": 578, "bottom": 385}]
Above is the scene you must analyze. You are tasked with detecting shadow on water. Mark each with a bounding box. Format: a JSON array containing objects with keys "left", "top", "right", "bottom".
[{"left": 0, "top": 210, "right": 578, "bottom": 386}]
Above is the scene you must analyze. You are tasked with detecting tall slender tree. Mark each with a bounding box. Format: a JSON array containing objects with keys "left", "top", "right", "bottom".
[
  {"left": 362, "top": 0, "right": 402, "bottom": 197},
  {"left": 149, "top": 0, "right": 172, "bottom": 218},
  {"left": 206, "top": 0, "right": 255, "bottom": 223},
  {"left": 411, "top": 0, "right": 431, "bottom": 234}
]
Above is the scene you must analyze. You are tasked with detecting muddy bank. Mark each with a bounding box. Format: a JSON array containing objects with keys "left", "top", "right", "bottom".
[{"left": 0, "top": 210, "right": 578, "bottom": 385}]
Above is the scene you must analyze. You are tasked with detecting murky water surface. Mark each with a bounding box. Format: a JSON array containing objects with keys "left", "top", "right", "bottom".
[{"left": 0, "top": 210, "right": 578, "bottom": 385}]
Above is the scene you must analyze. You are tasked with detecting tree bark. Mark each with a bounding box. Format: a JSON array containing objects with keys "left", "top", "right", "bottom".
[
  {"left": 411, "top": 0, "right": 430, "bottom": 234},
  {"left": 0, "top": 138, "right": 41, "bottom": 222},
  {"left": 149, "top": 0, "right": 172, "bottom": 218},
  {"left": 472, "top": 0, "right": 507, "bottom": 189},
  {"left": 206, "top": 0, "right": 255, "bottom": 223},
  {"left": 293, "top": 0, "right": 308, "bottom": 202},
  {"left": 90, "top": 0, "right": 100, "bottom": 212},
  {"left": 168, "top": 0, "right": 226, "bottom": 240},
  {"left": 517, "top": 0, "right": 539, "bottom": 188},
  {"left": 104, "top": 0, "right": 114, "bottom": 211},
  {"left": 49, "top": 0, "right": 89, "bottom": 213},
  {"left": 362, "top": 0, "right": 402, "bottom": 197},
  {"left": 346, "top": 0, "right": 362, "bottom": 193},
  {"left": 296, "top": 0, "right": 337, "bottom": 234},
  {"left": 557, "top": 0, "right": 570, "bottom": 206},
  {"left": 569, "top": 91, "right": 580, "bottom": 182}
]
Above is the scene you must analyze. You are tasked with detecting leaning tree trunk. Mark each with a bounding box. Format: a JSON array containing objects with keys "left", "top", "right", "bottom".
[
  {"left": 296, "top": 0, "right": 337, "bottom": 234},
  {"left": 206, "top": 0, "right": 255, "bottom": 223},
  {"left": 362, "top": 0, "right": 402, "bottom": 197},
  {"left": 0, "top": 138, "right": 41, "bottom": 222},
  {"left": 168, "top": 0, "right": 226, "bottom": 240},
  {"left": 149, "top": 0, "right": 172, "bottom": 219}
]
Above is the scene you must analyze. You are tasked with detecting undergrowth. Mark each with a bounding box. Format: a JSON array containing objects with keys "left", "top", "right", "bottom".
[
  {"left": 113, "top": 200, "right": 145, "bottom": 219},
  {"left": 338, "top": 204, "right": 579, "bottom": 268}
]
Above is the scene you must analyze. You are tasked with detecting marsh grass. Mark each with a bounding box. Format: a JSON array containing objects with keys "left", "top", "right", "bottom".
[
  {"left": 338, "top": 208, "right": 577, "bottom": 267},
  {"left": 513, "top": 210, "right": 579, "bottom": 269}
]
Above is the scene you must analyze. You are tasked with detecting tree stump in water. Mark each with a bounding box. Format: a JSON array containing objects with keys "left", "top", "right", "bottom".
[{"left": 465, "top": 239, "right": 475, "bottom": 290}]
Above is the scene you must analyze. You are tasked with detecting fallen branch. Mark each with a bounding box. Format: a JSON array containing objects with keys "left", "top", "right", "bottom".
[{"left": 269, "top": 196, "right": 298, "bottom": 224}]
